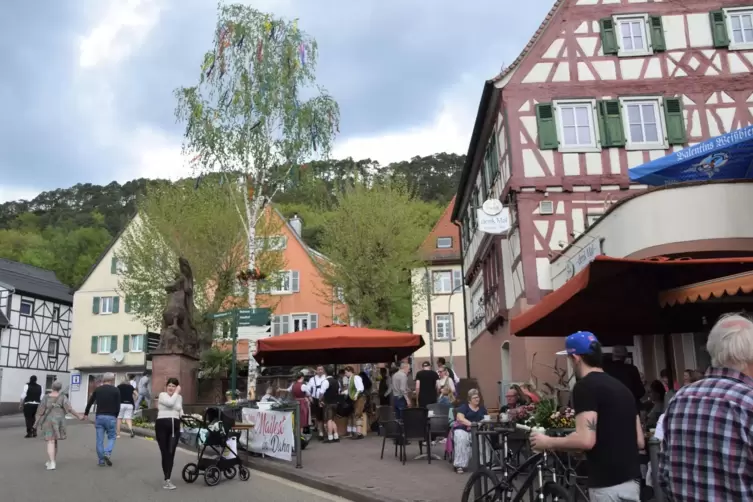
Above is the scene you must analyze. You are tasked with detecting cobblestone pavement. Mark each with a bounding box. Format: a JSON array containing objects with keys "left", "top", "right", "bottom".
[{"left": 0, "top": 419, "right": 350, "bottom": 502}]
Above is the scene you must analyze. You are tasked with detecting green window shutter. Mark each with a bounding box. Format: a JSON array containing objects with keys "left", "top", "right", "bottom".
[
  {"left": 599, "top": 18, "right": 619, "bottom": 55},
  {"left": 649, "top": 16, "right": 666, "bottom": 52},
  {"left": 535, "top": 103, "right": 558, "bottom": 150},
  {"left": 92, "top": 297, "right": 100, "bottom": 315},
  {"left": 91, "top": 336, "right": 98, "bottom": 354},
  {"left": 110, "top": 257, "right": 118, "bottom": 274},
  {"left": 124, "top": 296, "right": 132, "bottom": 313},
  {"left": 112, "top": 296, "right": 120, "bottom": 314},
  {"left": 597, "top": 100, "right": 626, "bottom": 148},
  {"left": 709, "top": 10, "right": 730, "bottom": 48},
  {"left": 663, "top": 97, "right": 687, "bottom": 145},
  {"left": 123, "top": 335, "right": 130, "bottom": 353},
  {"left": 110, "top": 335, "right": 118, "bottom": 353}
]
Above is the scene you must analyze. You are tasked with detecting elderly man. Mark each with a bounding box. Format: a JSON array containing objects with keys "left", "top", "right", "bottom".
[
  {"left": 84, "top": 372, "right": 121, "bottom": 466},
  {"left": 659, "top": 313, "right": 753, "bottom": 501}
]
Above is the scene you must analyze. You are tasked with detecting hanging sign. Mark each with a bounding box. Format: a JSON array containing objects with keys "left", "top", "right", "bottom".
[
  {"left": 477, "top": 205, "right": 510, "bottom": 234},
  {"left": 241, "top": 407, "right": 295, "bottom": 461}
]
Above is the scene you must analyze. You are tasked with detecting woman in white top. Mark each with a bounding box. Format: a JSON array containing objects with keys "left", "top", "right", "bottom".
[{"left": 156, "top": 378, "right": 183, "bottom": 490}]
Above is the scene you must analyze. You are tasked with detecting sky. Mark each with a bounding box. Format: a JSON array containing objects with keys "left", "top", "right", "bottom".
[{"left": 0, "top": 0, "right": 554, "bottom": 203}]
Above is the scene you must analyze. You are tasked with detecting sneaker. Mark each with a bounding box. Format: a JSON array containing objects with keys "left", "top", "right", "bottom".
[
  {"left": 46, "top": 462, "right": 56, "bottom": 470},
  {"left": 103, "top": 455, "right": 112, "bottom": 467},
  {"left": 130, "top": 429, "right": 135, "bottom": 438},
  {"left": 163, "top": 480, "right": 177, "bottom": 490},
  {"left": 116, "top": 435, "right": 121, "bottom": 439}
]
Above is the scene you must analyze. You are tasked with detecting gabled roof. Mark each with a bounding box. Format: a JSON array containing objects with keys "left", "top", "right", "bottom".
[
  {"left": 76, "top": 217, "right": 133, "bottom": 292},
  {"left": 0, "top": 258, "right": 73, "bottom": 304},
  {"left": 419, "top": 197, "right": 461, "bottom": 263},
  {"left": 271, "top": 207, "right": 331, "bottom": 265},
  {"left": 491, "top": 0, "right": 564, "bottom": 84}
]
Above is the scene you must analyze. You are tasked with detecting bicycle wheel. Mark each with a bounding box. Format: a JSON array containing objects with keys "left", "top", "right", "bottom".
[
  {"left": 541, "top": 481, "right": 572, "bottom": 501},
  {"left": 461, "top": 469, "right": 506, "bottom": 502}
]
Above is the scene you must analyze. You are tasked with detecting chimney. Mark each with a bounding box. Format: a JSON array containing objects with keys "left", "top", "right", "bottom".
[{"left": 289, "top": 214, "right": 302, "bottom": 236}]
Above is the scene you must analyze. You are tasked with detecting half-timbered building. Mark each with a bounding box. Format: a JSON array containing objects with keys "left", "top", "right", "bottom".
[
  {"left": 453, "top": 0, "right": 753, "bottom": 401},
  {"left": 0, "top": 259, "right": 72, "bottom": 415}
]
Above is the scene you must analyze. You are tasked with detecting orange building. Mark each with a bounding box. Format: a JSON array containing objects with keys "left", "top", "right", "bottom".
[{"left": 227, "top": 208, "right": 348, "bottom": 360}]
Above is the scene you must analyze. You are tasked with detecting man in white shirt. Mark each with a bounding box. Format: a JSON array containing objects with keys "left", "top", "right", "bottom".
[
  {"left": 306, "top": 366, "right": 328, "bottom": 440},
  {"left": 344, "top": 366, "right": 365, "bottom": 439}
]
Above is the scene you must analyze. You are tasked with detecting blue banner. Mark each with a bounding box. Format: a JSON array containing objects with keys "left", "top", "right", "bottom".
[{"left": 628, "top": 125, "right": 753, "bottom": 186}]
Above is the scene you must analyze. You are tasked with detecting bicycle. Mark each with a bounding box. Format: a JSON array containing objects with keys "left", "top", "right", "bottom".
[{"left": 461, "top": 424, "right": 572, "bottom": 502}]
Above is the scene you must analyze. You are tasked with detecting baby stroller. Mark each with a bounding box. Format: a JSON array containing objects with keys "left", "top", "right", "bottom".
[{"left": 180, "top": 407, "right": 250, "bottom": 486}]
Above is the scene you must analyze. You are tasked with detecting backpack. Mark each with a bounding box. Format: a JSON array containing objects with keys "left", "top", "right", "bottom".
[{"left": 359, "top": 371, "right": 372, "bottom": 392}]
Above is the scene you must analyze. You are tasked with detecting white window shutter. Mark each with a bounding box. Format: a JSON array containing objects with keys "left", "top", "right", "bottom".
[
  {"left": 292, "top": 271, "right": 300, "bottom": 292},
  {"left": 453, "top": 270, "right": 463, "bottom": 291},
  {"left": 281, "top": 315, "right": 291, "bottom": 334},
  {"left": 310, "top": 313, "right": 318, "bottom": 329},
  {"left": 272, "top": 316, "right": 280, "bottom": 336}
]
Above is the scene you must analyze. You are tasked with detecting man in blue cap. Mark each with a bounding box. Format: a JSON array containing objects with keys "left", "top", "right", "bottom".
[{"left": 530, "top": 331, "right": 644, "bottom": 501}]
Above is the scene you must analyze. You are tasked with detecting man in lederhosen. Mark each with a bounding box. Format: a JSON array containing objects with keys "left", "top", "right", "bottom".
[{"left": 307, "top": 365, "right": 328, "bottom": 440}]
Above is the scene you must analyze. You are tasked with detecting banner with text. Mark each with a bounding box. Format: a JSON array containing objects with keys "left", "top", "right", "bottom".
[{"left": 241, "top": 407, "right": 294, "bottom": 461}]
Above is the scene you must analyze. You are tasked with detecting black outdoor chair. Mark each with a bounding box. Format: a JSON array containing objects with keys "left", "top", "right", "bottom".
[
  {"left": 402, "top": 407, "right": 431, "bottom": 464},
  {"left": 379, "top": 418, "right": 405, "bottom": 462},
  {"left": 376, "top": 405, "right": 395, "bottom": 436}
]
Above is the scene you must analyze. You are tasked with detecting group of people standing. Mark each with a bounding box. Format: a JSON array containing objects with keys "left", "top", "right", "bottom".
[
  {"left": 23, "top": 371, "right": 185, "bottom": 491},
  {"left": 389, "top": 357, "right": 460, "bottom": 419},
  {"left": 302, "top": 365, "right": 368, "bottom": 443}
]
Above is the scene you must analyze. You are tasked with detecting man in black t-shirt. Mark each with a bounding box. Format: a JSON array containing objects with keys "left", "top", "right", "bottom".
[
  {"left": 530, "top": 332, "right": 644, "bottom": 501},
  {"left": 414, "top": 361, "right": 439, "bottom": 407},
  {"left": 116, "top": 378, "right": 137, "bottom": 439}
]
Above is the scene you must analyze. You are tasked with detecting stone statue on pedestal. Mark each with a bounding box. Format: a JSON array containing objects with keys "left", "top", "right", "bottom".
[{"left": 156, "top": 257, "right": 200, "bottom": 358}]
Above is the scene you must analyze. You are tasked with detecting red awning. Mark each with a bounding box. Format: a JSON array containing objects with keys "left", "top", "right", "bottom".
[
  {"left": 254, "top": 325, "right": 425, "bottom": 366},
  {"left": 511, "top": 256, "right": 753, "bottom": 338},
  {"left": 659, "top": 270, "right": 753, "bottom": 306}
]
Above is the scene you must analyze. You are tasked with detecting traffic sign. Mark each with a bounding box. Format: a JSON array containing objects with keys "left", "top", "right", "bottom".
[
  {"left": 238, "top": 308, "right": 271, "bottom": 327},
  {"left": 207, "top": 311, "right": 233, "bottom": 320}
]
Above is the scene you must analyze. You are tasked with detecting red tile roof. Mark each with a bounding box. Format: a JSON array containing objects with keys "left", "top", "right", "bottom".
[{"left": 419, "top": 197, "right": 461, "bottom": 263}]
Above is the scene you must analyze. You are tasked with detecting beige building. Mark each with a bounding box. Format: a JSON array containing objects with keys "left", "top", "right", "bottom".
[
  {"left": 69, "top": 216, "right": 151, "bottom": 411},
  {"left": 411, "top": 198, "right": 467, "bottom": 377}
]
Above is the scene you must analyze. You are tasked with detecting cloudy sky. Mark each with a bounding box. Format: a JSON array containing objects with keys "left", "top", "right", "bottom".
[{"left": 0, "top": 0, "right": 553, "bottom": 203}]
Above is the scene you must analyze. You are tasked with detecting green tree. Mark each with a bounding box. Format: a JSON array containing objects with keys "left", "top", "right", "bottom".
[
  {"left": 176, "top": 4, "right": 339, "bottom": 310},
  {"left": 318, "top": 181, "right": 440, "bottom": 330},
  {"left": 115, "top": 178, "right": 285, "bottom": 346}
]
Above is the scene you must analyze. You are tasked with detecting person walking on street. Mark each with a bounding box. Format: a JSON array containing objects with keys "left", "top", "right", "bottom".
[
  {"left": 659, "top": 314, "right": 753, "bottom": 501},
  {"left": 530, "top": 332, "right": 644, "bottom": 501},
  {"left": 34, "top": 380, "right": 84, "bottom": 470},
  {"left": 134, "top": 373, "right": 151, "bottom": 412},
  {"left": 414, "top": 361, "right": 439, "bottom": 407},
  {"left": 20, "top": 375, "right": 42, "bottom": 438},
  {"left": 156, "top": 378, "right": 183, "bottom": 490},
  {"left": 116, "top": 377, "right": 137, "bottom": 438},
  {"left": 83, "top": 372, "right": 121, "bottom": 466}
]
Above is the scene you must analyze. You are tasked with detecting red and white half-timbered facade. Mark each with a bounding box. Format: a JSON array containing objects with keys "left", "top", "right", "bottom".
[{"left": 453, "top": 0, "right": 753, "bottom": 402}]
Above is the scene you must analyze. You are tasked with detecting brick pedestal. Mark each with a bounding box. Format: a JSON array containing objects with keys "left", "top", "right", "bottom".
[{"left": 151, "top": 352, "right": 200, "bottom": 405}]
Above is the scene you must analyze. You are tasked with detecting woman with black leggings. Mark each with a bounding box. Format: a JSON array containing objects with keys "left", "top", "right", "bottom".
[{"left": 156, "top": 377, "right": 183, "bottom": 490}]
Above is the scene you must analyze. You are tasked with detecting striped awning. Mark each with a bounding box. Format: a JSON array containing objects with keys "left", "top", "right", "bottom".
[{"left": 659, "top": 271, "right": 753, "bottom": 307}]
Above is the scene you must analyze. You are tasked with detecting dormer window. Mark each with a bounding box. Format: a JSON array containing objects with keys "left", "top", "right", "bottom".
[{"left": 436, "top": 237, "right": 453, "bottom": 249}]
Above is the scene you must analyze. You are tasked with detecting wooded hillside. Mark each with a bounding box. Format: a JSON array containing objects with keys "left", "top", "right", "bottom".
[{"left": 0, "top": 153, "right": 464, "bottom": 288}]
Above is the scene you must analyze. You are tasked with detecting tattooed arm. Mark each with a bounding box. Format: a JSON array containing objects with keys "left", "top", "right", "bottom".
[{"left": 532, "top": 411, "right": 598, "bottom": 452}]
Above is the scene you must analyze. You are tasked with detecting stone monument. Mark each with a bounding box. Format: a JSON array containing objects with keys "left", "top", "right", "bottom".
[{"left": 151, "top": 257, "right": 201, "bottom": 405}]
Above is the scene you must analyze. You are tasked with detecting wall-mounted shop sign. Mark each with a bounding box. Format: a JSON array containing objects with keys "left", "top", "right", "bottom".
[{"left": 565, "top": 238, "right": 604, "bottom": 280}]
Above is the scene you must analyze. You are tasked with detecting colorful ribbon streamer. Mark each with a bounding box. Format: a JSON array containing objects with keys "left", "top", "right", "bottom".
[{"left": 298, "top": 43, "right": 306, "bottom": 66}]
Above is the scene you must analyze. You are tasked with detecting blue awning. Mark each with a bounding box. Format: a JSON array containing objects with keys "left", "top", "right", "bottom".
[{"left": 628, "top": 125, "right": 753, "bottom": 186}]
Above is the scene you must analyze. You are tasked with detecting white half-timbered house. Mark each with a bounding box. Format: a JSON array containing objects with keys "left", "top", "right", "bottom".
[{"left": 0, "top": 259, "right": 72, "bottom": 415}]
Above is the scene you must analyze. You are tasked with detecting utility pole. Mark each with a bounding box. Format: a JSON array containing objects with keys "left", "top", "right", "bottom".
[{"left": 424, "top": 267, "right": 435, "bottom": 368}]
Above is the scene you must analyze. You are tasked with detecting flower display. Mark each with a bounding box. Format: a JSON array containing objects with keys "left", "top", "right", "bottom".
[
  {"left": 546, "top": 408, "right": 576, "bottom": 429},
  {"left": 507, "top": 400, "right": 575, "bottom": 430},
  {"left": 507, "top": 404, "right": 536, "bottom": 426}
]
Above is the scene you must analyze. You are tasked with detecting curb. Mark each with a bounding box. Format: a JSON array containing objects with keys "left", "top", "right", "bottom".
[{"left": 132, "top": 427, "right": 401, "bottom": 502}]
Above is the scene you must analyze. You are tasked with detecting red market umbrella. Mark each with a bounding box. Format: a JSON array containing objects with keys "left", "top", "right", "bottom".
[{"left": 253, "top": 325, "right": 425, "bottom": 366}]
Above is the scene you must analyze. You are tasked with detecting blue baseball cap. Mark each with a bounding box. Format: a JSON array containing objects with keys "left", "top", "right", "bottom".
[{"left": 556, "top": 331, "right": 600, "bottom": 356}]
